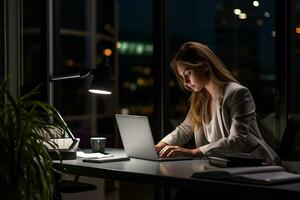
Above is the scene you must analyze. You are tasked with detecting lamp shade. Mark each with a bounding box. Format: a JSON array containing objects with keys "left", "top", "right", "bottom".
[{"left": 88, "top": 57, "right": 112, "bottom": 95}]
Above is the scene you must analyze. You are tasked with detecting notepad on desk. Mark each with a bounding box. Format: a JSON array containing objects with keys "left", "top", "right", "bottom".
[
  {"left": 76, "top": 151, "right": 113, "bottom": 158},
  {"left": 77, "top": 151, "right": 130, "bottom": 163},
  {"left": 192, "top": 165, "right": 300, "bottom": 185}
]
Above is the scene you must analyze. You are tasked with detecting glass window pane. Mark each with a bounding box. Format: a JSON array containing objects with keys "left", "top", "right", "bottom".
[
  {"left": 0, "top": 0, "right": 4, "bottom": 80},
  {"left": 295, "top": 1, "right": 300, "bottom": 112},
  {"left": 52, "top": 0, "right": 118, "bottom": 149},
  {"left": 61, "top": 0, "right": 86, "bottom": 30},
  {"left": 169, "top": 0, "right": 276, "bottom": 133},
  {"left": 117, "top": 1, "right": 154, "bottom": 117},
  {"left": 97, "top": 0, "right": 115, "bottom": 36},
  {"left": 22, "top": 0, "right": 47, "bottom": 101}
]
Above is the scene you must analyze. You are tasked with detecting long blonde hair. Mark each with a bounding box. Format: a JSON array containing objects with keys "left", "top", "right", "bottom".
[{"left": 171, "top": 42, "right": 238, "bottom": 130}]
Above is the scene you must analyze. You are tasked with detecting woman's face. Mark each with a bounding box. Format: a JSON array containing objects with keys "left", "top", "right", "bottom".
[{"left": 177, "top": 63, "right": 209, "bottom": 92}]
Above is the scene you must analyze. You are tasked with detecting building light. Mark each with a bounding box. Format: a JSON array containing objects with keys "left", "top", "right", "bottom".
[
  {"left": 128, "top": 43, "right": 136, "bottom": 54},
  {"left": 117, "top": 41, "right": 153, "bottom": 55},
  {"left": 271, "top": 31, "right": 276, "bottom": 37},
  {"left": 130, "top": 83, "right": 137, "bottom": 91},
  {"left": 143, "top": 67, "right": 151, "bottom": 75},
  {"left": 169, "top": 80, "right": 176, "bottom": 87},
  {"left": 256, "top": 19, "right": 263, "bottom": 26},
  {"left": 144, "top": 44, "right": 153, "bottom": 53},
  {"left": 122, "top": 81, "right": 131, "bottom": 89},
  {"left": 296, "top": 27, "right": 300, "bottom": 34},
  {"left": 66, "top": 59, "right": 75, "bottom": 67},
  {"left": 137, "top": 78, "right": 145, "bottom": 86},
  {"left": 119, "top": 42, "right": 129, "bottom": 54},
  {"left": 103, "top": 48, "right": 112, "bottom": 56},
  {"left": 233, "top": 9, "right": 241, "bottom": 15},
  {"left": 253, "top": 1, "right": 259, "bottom": 7},
  {"left": 136, "top": 44, "right": 144, "bottom": 55},
  {"left": 239, "top": 13, "right": 247, "bottom": 20},
  {"left": 264, "top": 12, "right": 270, "bottom": 18},
  {"left": 104, "top": 23, "right": 112, "bottom": 31},
  {"left": 116, "top": 42, "right": 121, "bottom": 49}
]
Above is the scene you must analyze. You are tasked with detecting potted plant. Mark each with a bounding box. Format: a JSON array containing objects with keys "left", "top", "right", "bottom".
[{"left": 0, "top": 80, "right": 67, "bottom": 200}]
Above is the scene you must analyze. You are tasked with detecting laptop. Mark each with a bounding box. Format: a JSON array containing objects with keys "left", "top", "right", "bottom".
[{"left": 115, "top": 114, "right": 194, "bottom": 161}]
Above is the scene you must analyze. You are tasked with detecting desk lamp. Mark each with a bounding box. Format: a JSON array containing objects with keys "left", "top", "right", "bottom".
[{"left": 48, "top": 56, "right": 112, "bottom": 160}]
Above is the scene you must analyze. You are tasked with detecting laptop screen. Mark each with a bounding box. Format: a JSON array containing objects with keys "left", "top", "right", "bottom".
[{"left": 115, "top": 114, "right": 159, "bottom": 160}]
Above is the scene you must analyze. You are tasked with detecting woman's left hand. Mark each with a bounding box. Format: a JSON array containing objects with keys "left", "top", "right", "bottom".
[{"left": 159, "top": 145, "right": 202, "bottom": 158}]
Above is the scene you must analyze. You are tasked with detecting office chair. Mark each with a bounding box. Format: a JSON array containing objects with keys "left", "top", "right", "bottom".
[
  {"left": 54, "top": 169, "right": 98, "bottom": 200},
  {"left": 256, "top": 114, "right": 279, "bottom": 152},
  {"left": 279, "top": 116, "right": 300, "bottom": 160}
]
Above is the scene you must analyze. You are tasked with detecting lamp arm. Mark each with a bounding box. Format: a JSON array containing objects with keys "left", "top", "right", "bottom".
[
  {"left": 49, "top": 74, "right": 81, "bottom": 81},
  {"left": 49, "top": 68, "right": 94, "bottom": 82}
]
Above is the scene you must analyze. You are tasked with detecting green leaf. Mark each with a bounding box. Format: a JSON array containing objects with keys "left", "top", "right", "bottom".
[{"left": 0, "top": 80, "right": 68, "bottom": 200}]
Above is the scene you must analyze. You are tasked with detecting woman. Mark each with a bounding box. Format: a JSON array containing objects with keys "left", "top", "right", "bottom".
[{"left": 155, "top": 41, "right": 279, "bottom": 165}]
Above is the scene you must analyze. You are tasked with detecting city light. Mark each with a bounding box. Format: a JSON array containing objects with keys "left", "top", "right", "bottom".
[
  {"left": 116, "top": 42, "right": 121, "bottom": 49},
  {"left": 239, "top": 13, "right": 247, "bottom": 20},
  {"left": 103, "top": 48, "right": 112, "bottom": 56},
  {"left": 296, "top": 27, "right": 300, "bottom": 34},
  {"left": 169, "top": 80, "right": 176, "bottom": 87},
  {"left": 271, "top": 31, "right": 276, "bottom": 37},
  {"left": 264, "top": 12, "right": 270, "bottom": 18},
  {"left": 257, "top": 19, "right": 263, "bottom": 26},
  {"left": 233, "top": 9, "right": 241, "bottom": 15},
  {"left": 118, "top": 41, "right": 153, "bottom": 55},
  {"left": 66, "top": 59, "right": 75, "bottom": 66},
  {"left": 136, "top": 44, "right": 144, "bottom": 55},
  {"left": 137, "top": 78, "right": 145, "bottom": 86},
  {"left": 253, "top": 1, "right": 259, "bottom": 7},
  {"left": 104, "top": 23, "right": 112, "bottom": 31}
]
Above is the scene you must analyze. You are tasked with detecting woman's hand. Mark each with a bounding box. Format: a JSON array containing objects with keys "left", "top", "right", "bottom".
[
  {"left": 155, "top": 142, "right": 168, "bottom": 153},
  {"left": 159, "top": 145, "right": 203, "bottom": 158}
]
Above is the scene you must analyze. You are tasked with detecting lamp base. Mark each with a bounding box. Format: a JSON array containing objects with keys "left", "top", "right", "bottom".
[{"left": 48, "top": 149, "right": 77, "bottom": 160}]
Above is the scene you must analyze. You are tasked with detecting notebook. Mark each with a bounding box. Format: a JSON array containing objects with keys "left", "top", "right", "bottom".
[
  {"left": 115, "top": 114, "right": 194, "bottom": 161},
  {"left": 192, "top": 165, "right": 300, "bottom": 185}
]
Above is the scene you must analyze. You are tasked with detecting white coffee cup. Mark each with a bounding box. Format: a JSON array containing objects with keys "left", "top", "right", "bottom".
[{"left": 90, "top": 137, "right": 106, "bottom": 153}]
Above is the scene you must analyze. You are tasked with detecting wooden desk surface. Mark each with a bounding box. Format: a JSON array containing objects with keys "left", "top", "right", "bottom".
[{"left": 53, "top": 148, "right": 300, "bottom": 199}]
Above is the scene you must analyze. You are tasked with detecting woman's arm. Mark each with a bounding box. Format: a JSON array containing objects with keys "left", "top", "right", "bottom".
[
  {"left": 199, "top": 87, "right": 256, "bottom": 155},
  {"left": 160, "top": 114, "right": 194, "bottom": 147}
]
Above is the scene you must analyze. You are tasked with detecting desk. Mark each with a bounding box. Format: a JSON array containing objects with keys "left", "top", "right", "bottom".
[{"left": 53, "top": 148, "right": 300, "bottom": 199}]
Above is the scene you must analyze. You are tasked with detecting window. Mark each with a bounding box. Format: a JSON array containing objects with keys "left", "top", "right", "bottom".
[
  {"left": 52, "top": 0, "right": 118, "bottom": 148},
  {"left": 168, "top": 0, "right": 277, "bottom": 135},
  {"left": 22, "top": 0, "right": 47, "bottom": 100},
  {"left": 117, "top": 0, "right": 154, "bottom": 130},
  {"left": 295, "top": 1, "right": 300, "bottom": 113},
  {"left": 0, "top": 0, "right": 4, "bottom": 80}
]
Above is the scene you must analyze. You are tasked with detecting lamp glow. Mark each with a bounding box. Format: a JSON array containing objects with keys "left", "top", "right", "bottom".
[{"left": 88, "top": 89, "right": 111, "bottom": 95}]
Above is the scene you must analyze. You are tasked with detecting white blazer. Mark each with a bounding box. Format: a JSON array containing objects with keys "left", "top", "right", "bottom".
[{"left": 161, "top": 82, "right": 279, "bottom": 164}]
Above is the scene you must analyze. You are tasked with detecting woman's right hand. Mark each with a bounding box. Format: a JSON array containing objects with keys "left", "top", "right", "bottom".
[{"left": 155, "top": 141, "right": 168, "bottom": 153}]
